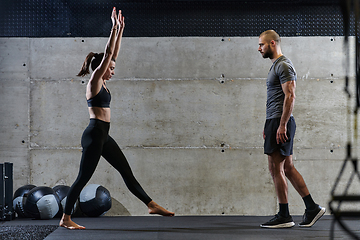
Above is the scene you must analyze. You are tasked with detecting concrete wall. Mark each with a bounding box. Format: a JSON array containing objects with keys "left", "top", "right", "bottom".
[{"left": 0, "top": 36, "right": 357, "bottom": 216}]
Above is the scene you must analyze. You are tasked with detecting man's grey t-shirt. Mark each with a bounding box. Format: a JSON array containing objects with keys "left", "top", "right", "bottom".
[{"left": 266, "top": 55, "right": 297, "bottom": 119}]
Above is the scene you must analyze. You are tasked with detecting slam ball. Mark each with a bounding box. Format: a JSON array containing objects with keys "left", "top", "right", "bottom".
[
  {"left": 23, "top": 186, "right": 60, "bottom": 219},
  {"left": 13, "top": 184, "right": 36, "bottom": 218},
  {"left": 53, "top": 185, "right": 77, "bottom": 216},
  {"left": 79, "top": 184, "right": 111, "bottom": 217}
]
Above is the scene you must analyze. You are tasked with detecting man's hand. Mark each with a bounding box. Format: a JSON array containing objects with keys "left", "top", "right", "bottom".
[{"left": 276, "top": 125, "right": 288, "bottom": 144}]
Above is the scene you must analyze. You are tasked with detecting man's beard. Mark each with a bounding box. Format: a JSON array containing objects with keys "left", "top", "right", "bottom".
[{"left": 262, "top": 46, "right": 273, "bottom": 59}]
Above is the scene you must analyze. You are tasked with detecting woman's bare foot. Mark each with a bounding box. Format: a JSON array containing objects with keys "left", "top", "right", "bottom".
[
  {"left": 147, "top": 200, "right": 175, "bottom": 216},
  {"left": 59, "top": 214, "right": 86, "bottom": 230}
]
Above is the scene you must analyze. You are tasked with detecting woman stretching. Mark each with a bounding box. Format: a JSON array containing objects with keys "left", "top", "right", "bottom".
[{"left": 60, "top": 8, "right": 175, "bottom": 230}]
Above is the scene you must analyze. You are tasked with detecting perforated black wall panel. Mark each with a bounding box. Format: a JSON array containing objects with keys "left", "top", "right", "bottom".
[{"left": 0, "top": 0, "right": 352, "bottom": 37}]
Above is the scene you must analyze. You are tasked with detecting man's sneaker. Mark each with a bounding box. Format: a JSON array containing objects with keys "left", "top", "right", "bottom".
[
  {"left": 299, "top": 205, "right": 326, "bottom": 227},
  {"left": 260, "top": 214, "right": 295, "bottom": 228}
]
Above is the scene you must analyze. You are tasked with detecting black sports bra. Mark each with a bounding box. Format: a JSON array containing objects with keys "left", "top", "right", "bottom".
[{"left": 87, "top": 85, "right": 111, "bottom": 108}]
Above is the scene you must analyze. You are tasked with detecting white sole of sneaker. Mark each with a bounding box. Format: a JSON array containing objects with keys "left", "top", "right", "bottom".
[
  {"left": 260, "top": 221, "right": 295, "bottom": 228},
  {"left": 299, "top": 207, "right": 326, "bottom": 228}
]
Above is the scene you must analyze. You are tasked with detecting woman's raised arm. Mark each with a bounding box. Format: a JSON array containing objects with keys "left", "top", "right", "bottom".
[
  {"left": 90, "top": 8, "right": 120, "bottom": 85},
  {"left": 112, "top": 10, "right": 125, "bottom": 61}
]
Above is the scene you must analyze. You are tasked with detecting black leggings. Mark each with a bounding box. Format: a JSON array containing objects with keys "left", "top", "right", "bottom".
[{"left": 64, "top": 119, "right": 152, "bottom": 215}]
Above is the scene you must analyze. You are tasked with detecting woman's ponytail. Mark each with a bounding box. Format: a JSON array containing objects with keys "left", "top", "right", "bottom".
[{"left": 77, "top": 52, "right": 96, "bottom": 77}]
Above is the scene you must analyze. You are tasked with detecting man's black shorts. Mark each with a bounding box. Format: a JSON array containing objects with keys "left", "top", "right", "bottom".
[{"left": 263, "top": 116, "right": 296, "bottom": 156}]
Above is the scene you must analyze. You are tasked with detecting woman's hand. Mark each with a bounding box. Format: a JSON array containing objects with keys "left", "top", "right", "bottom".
[
  {"left": 118, "top": 10, "right": 125, "bottom": 31},
  {"left": 111, "top": 7, "right": 120, "bottom": 29}
]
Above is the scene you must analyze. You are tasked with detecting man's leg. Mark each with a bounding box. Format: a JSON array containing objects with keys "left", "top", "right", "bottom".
[
  {"left": 268, "top": 150, "right": 288, "bottom": 204},
  {"left": 283, "top": 155, "right": 326, "bottom": 227},
  {"left": 261, "top": 150, "right": 295, "bottom": 228},
  {"left": 283, "top": 154, "right": 309, "bottom": 197}
]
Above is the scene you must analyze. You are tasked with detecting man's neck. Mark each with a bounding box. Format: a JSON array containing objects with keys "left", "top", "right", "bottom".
[
  {"left": 270, "top": 45, "right": 282, "bottom": 63},
  {"left": 270, "top": 52, "right": 283, "bottom": 63}
]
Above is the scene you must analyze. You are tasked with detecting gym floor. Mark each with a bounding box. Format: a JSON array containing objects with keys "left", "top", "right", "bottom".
[{"left": 0, "top": 215, "right": 359, "bottom": 240}]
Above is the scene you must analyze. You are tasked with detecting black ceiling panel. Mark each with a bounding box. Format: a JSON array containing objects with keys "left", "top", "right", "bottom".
[{"left": 0, "top": 0, "right": 352, "bottom": 37}]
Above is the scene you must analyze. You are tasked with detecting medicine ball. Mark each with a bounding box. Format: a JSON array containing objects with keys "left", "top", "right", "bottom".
[
  {"left": 13, "top": 184, "right": 36, "bottom": 218},
  {"left": 23, "top": 186, "right": 60, "bottom": 219},
  {"left": 79, "top": 184, "right": 111, "bottom": 217},
  {"left": 53, "top": 185, "right": 77, "bottom": 216}
]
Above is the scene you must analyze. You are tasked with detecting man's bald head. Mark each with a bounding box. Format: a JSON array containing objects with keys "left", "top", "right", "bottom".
[{"left": 259, "top": 30, "right": 281, "bottom": 45}]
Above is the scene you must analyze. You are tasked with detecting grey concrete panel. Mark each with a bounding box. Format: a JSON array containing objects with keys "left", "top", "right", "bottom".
[
  {"left": 109, "top": 78, "right": 267, "bottom": 149},
  {"left": 29, "top": 38, "right": 106, "bottom": 80},
  {"left": 29, "top": 80, "right": 88, "bottom": 149},
  {"left": 104, "top": 198, "right": 131, "bottom": 216},
  {"left": 29, "top": 148, "right": 276, "bottom": 216},
  {"left": 281, "top": 37, "right": 355, "bottom": 79},
  {"left": 0, "top": 39, "right": 29, "bottom": 80},
  {"left": 29, "top": 77, "right": 348, "bottom": 151},
  {"left": 0, "top": 79, "right": 30, "bottom": 186},
  {"left": 1, "top": 37, "right": 358, "bottom": 218},
  {"left": 119, "top": 37, "right": 266, "bottom": 79},
  {"left": 29, "top": 78, "right": 267, "bottom": 148},
  {"left": 27, "top": 37, "right": 354, "bottom": 80},
  {"left": 28, "top": 149, "right": 82, "bottom": 188},
  {"left": 294, "top": 148, "right": 344, "bottom": 162},
  {"left": 28, "top": 147, "right": 346, "bottom": 216},
  {"left": 294, "top": 78, "right": 348, "bottom": 149}
]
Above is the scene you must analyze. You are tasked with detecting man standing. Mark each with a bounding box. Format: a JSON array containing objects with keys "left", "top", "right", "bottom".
[{"left": 258, "top": 30, "right": 325, "bottom": 228}]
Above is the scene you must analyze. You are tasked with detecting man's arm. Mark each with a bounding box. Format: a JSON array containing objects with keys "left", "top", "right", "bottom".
[{"left": 277, "top": 80, "right": 296, "bottom": 144}]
